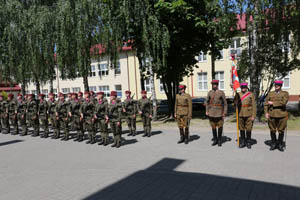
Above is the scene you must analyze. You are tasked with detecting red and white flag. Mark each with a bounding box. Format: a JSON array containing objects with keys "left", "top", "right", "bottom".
[{"left": 231, "top": 55, "right": 240, "bottom": 91}]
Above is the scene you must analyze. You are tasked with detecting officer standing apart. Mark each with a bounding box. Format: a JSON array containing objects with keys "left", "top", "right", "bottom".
[
  {"left": 94, "top": 92, "right": 109, "bottom": 146},
  {"left": 234, "top": 83, "right": 256, "bottom": 149},
  {"left": 123, "top": 90, "right": 137, "bottom": 136},
  {"left": 17, "top": 94, "right": 28, "bottom": 136},
  {"left": 206, "top": 80, "right": 228, "bottom": 147},
  {"left": 264, "top": 80, "right": 289, "bottom": 152},
  {"left": 108, "top": 91, "right": 122, "bottom": 148},
  {"left": 175, "top": 85, "right": 192, "bottom": 144},
  {"left": 138, "top": 90, "right": 153, "bottom": 137},
  {"left": 38, "top": 94, "right": 49, "bottom": 138}
]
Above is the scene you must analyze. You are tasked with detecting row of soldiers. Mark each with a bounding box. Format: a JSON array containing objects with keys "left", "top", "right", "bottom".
[
  {"left": 175, "top": 80, "right": 289, "bottom": 152},
  {"left": 0, "top": 90, "right": 153, "bottom": 148}
]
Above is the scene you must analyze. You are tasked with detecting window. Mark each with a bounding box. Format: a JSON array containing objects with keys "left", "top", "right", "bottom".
[
  {"left": 229, "top": 38, "right": 242, "bottom": 58},
  {"left": 53, "top": 89, "right": 57, "bottom": 94},
  {"left": 159, "top": 80, "right": 165, "bottom": 93},
  {"left": 31, "top": 90, "right": 37, "bottom": 95},
  {"left": 114, "top": 62, "right": 121, "bottom": 75},
  {"left": 99, "top": 85, "right": 110, "bottom": 97},
  {"left": 217, "top": 50, "right": 224, "bottom": 60},
  {"left": 144, "top": 79, "right": 152, "bottom": 93},
  {"left": 90, "top": 65, "right": 96, "bottom": 77},
  {"left": 98, "top": 64, "right": 109, "bottom": 76},
  {"left": 42, "top": 89, "right": 48, "bottom": 98},
  {"left": 198, "top": 52, "right": 207, "bottom": 62},
  {"left": 215, "top": 71, "right": 225, "bottom": 90},
  {"left": 89, "top": 86, "right": 97, "bottom": 92},
  {"left": 25, "top": 90, "right": 30, "bottom": 94},
  {"left": 72, "top": 87, "right": 81, "bottom": 93},
  {"left": 197, "top": 72, "right": 208, "bottom": 91},
  {"left": 62, "top": 88, "right": 70, "bottom": 94},
  {"left": 282, "top": 73, "right": 290, "bottom": 89},
  {"left": 115, "top": 85, "right": 122, "bottom": 97}
]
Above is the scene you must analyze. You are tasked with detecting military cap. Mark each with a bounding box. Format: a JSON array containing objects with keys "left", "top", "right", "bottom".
[
  {"left": 17, "top": 93, "right": 23, "bottom": 97},
  {"left": 48, "top": 92, "right": 54, "bottom": 96},
  {"left": 78, "top": 91, "right": 83, "bottom": 96},
  {"left": 84, "top": 91, "right": 90, "bottom": 95},
  {"left": 274, "top": 80, "right": 284, "bottom": 85},
  {"left": 240, "top": 83, "right": 248, "bottom": 88},
  {"left": 178, "top": 85, "right": 186, "bottom": 89},
  {"left": 211, "top": 80, "right": 219, "bottom": 84},
  {"left": 58, "top": 92, "right": 64, "bottom": 97},
  {"left": 141, "top": 90, "right": 147, "bottom": 94},
  {"left": 125, "top": 90, "right": 131, "bottom": 94},
  {"left": 71, "top": 92, "right": 78, "bottom": 96},
  {"left": 90, "top": 91, "right": 95, "bottom": 95},
  {"left": 8, "top": 93, "right": 14, "bottom": 98},
  {"left": 110, "top": 91, "right": 117, "bottom": 97},
  {"left": 39, "top": 94, "right": 45, "bottom": 98},
  {"left": 97, "top": 91, "right": 104, "bottom": 95}
]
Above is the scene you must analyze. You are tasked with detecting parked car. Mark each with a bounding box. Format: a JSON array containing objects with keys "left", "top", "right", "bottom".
[
  {"left": 157, "top": 99, "right": 169, "bottom": 115},
  {"left": 192, "top": 97, "right": 206, "bottom": 110}
]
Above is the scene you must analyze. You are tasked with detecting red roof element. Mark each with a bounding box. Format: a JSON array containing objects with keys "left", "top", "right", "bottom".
[
  {"left": 0, "top": 85, "right": 21, "bottom": 92},
  {"left": 90, "top": 43, "right": 132, "bottom": 56}
]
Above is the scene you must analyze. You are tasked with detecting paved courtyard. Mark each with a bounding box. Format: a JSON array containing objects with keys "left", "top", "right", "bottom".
[{"left": 0, "top": 125, "right": 300, "bottom": 200}]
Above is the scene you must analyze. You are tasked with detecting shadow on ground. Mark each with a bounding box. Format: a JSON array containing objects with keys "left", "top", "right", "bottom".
[
  {"left": 0, "top": 139, "right": 23, "bottom": 147},
  {"left": 83, "top": 158, "right": 300, "bottom": 200}
]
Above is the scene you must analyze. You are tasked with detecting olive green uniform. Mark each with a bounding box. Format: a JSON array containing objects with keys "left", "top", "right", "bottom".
[
  {"left": 138, "top": 98, "right": 153, "bottom": 137},
  {"left": 48, "top": 99, "right": 57, "bottom": 137},
  {"left": 39, "top": 99, "right": 49, "bottom": 137},
  {"left": 0, "top": 99, "right": 7, "bottom": 133},
  {"left": 80, "top": 99, "right": 96, "bottom": 144},
  {"left": 264, "top": 90, "right": 289, "bottom": 149},
  {"left": 235, "top": 91, "right": 256, "bottom": 148},
  {"left": 70, "top": 99, "right": 84, "bottom": 141},
  {"left": 175, "top": 93, "right": 192, "bottom": 143},
  {"left": 206, "top": 89, "right": 228, "bottom": 146},
  {"left": 108, "top": 98, "right": 122, "bottom": 147},
  {"left": 7, "top": 99, "right": 18, "bottom": 134},
  {"left": 55, "top": 100, "right": 70, "bottom": 140},
  {"left": 27, "top": 99, "right": 40, "bottom": 136},
  {"left": 17, "top": 99, "right": 28, "bottom": 136},
  {"left": 95, "top": 98, "right": 109, "bottom": 145},
  {"left": 123, "top": 97, "right": 137, "bottom": 136}
]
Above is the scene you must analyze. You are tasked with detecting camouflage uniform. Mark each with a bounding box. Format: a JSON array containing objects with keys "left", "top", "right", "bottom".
[
  {"left": 1, "top": 99, "right": 9, "bottom": 133},
  {"left": 27, "top": 97, "right": 40, "bottom": 136},
  {"left": 123, "top": 97, "right": 137, "bottom": 136},
  {"left": 39, "top": 97, "right": 49, "bottom": 138},
  {"left": 138, "top": 96, "right": 153, "bottom": 137},
  {"left": 55, "top": 99, "right": 70, "bottom": 140},
  {"left": 70, "top": 98, "right": 84, "bottom": 141},
  {"left": 80, "top": 98, "right": 96, "bottom": 144},
  {"left": 48, "top": 98, "right": 57, "bottom": 138},
  {"left": 17, "top": 97, "right": 28, "bottom": 136},
  {"left": 0, "top": 97, "right": 6, "bottom": 133},
  {"left": 95, "top": 98, "right": 109, "bottom": 145},
  {"left": 7, "top": 97, "right": 18, "bottom": 134},
  {"left": 108, "top": 95, "right": 122, "bottom": 147}
]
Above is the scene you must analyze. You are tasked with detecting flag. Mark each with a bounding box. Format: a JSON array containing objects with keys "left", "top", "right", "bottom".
[{"left": 231, "top": 55, "right": 240, "bottom": 91}]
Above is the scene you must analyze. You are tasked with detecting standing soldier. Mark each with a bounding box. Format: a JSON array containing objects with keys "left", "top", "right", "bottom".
[
  {"left": 108, "top": 91, "right": 122, "bottom": 148},
  {"left": 264, "top": 80, "right": 289, "bottom": 152},
  {"left": 94, "top": 92, "right": 109, "bottom": 145},
  {"left": 90, "top": 91, "right": 97, "bottom": 104},
  {"left": 6, "top": 94, "right": 18, "bottom": 135},
  {"left": 138, "top": 90, "right": 153, "bottom": 137},
  {"left": 206, "top": 80, "right": 228, "bottom": 147},
  {"left": 38, "top": 94, "right": 49, "bottom": 138},
  {"left": 48, "top": 93, "right": 57, "bottom": 138},
  {"left": 69, "top": 93, "right": 84, "bottom": 142},
  {"left": 27, "top": 94, "right": 39, "bottom": 136},
  {"left": 123, "top": 90, "right": 137, "bottom": 136},
  {"left": 55, "top": 93, "right": 70, "bottom": 140},
  {"left": 175, "top": 85, "right": 192, "bottom": 144},
  {"left": 78, "top": 92, "right": 84, "bottom": 103},
  {"left": 234, "top": 83, "right": 256, "bottom": 149},
  {"left": 17, "top": 94, "right": 28, "bottom": 136},
  {"left": 0, "top": 94, "right": 6, "bottom": 133},
  {"left": 80, "top": 91, "right": 96, "bottom": 144}
]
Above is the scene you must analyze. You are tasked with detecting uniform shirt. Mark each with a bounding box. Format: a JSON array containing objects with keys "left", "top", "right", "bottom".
[
  {"left": 27, "top": 99, "right": 39, "bottom": 115},
  {"left": 48, "top": 99, "right": 57, "bottom": 115},
  {"left": 123, "top": 97, "right": 137, "bottom": 115},
  {"left": 7, "top": 99, "right": 17, "bottom": 115},
  {"left": 138, "top": 98, "right": 153, "bottom": 115},
  {"left": 39, "top": 100, "right": 49, "bottom": 116},
  {"left": 95, "top": 98, "right": 108, "bottom": 119},
  {"left": 175, "top": 93, "right": 192, "bottom": 118},
  {"left": 55, "top": 100, "right": 70, "bottom": 118},
  {"left": 80, "top": 98, "right": 95, "bottom": 118},
  {"left": 206, "top": 89, "right": 228, "bottom": 118},
  {"left": 108, "top": 98, "right": 122, "bottom": 122},
  {"left": 17, "top": 99, "right": 27, "bottom": 115},
  {"left": 264, "top": 90, "right": 289, "bottom": 118},
  {"left": 234, "top": 91, "right": 256, "bottom": 118},
  {"left": 70, "top": 99, "right": 81, "bottom": 116}
]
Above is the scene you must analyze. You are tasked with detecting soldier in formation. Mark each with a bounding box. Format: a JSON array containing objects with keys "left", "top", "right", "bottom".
[
  {"left": 17, "top": 94, "right": 28, "bottom": 136},
  {"left": 94, "top": 92, "right": 109, "bottom": 145},
  {"left": 108, "top": 91, "right": 122, "bottom": 148},
  {"left": 138, "top": 90, "right": 153, "bottom": 137},
  {"left": 123, "top": 90, "right": 137, "bottom": 136}
]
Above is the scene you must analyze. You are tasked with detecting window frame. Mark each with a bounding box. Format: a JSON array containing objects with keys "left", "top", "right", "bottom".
[{"left": 197, "top": 72, "right": 208, "bottom": 91}]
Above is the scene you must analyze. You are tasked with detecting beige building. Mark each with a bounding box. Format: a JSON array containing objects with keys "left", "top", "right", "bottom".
[{"left": 26, "top": 38, "right": 300, "bottom": 101}]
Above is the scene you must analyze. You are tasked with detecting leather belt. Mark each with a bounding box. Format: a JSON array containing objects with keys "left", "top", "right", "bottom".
[
  {"left": 242, "top": 105, "right": 251, "bottom": 107},
  {"left": 211, "top": 104, "right": 222, "bottom": 107},
  {"left": 177, "top": 105, "right": 188, "bottom": 107}
]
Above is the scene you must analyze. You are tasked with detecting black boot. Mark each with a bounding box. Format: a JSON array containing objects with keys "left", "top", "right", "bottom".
[
  {"left": 74, "top": 134, "right": 80, "bottom": 141},
  {"left": 78, "top": 135, "right": 84, "bottom": 142},
  {"left": 132, "top": 130, "right": 136, "bottom": 136},
  {"left": 270, "top": 132, "right": 277, "bottom": 151},
  {"left": 184, "top": 128, "right": 189, "bottom": 144},
  {"left": 212, "top": 129, "right": 218, "bottom": 146},
  {"left": 111, "top": 140, "right": 117, "bottom": 147},
  {"left": 64, "top": 134, "right": 69, "bottom": 141},
  {"left": 86, "top": 135, "right": 92, "bottom": 144},
  {"left": 278, "top": 133, "right": 284, "bottom": 152},
  {"left": 98, "top": 137, "right": 104, "bottom": 145},
  {"left": 177, "top": 128, "right": 185, "bottom": 144},
  {"left": 142, "top": 128, "right": 147, "bottom": 137},
  {"left": 90, "top": 136, "right": 96, "bottom": 144},
  {"left": 239, "top": 130, "right": 246, "bottom": 148},
  {"left": 128, "top": 129, "right": 132, "bottom": 136},
  {"left": 246, "top": 131, "right": 252, "bottom": 149},
  {"left": 218, "top": 127, "right": 223, "bottom": 147}
]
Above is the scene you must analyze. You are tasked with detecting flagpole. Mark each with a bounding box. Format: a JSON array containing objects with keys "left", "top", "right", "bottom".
[{"left": 231, "top": 55, "right": 240, "bottom": 147}]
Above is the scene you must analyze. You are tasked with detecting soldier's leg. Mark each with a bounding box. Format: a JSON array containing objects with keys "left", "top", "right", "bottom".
[
  {"left": 0, "top": 116, "right": 2, "bottom": 133},
  {"left": 209, "top": 118, "right": 218, "bottom": 146},
  {"left": 184, "top": 117, "right": 189, "bottom": 144},
  {"left": 21, "top": 119, "right": 28, "bottom": 136},
  {"left": 126, "top": 117, "right": 132, "bottom": 136},
  {"left": 110, "top": 122, "right": 117, "bottom": 147},
  {"left": 40, "top": 117, "right": 45, "bottom": 138},
  {"left": 268, "top": 117, "right": 277, "bottom": 150},
  {"left": 277, "top": 117, "right": 287, "bottom": 152},
  {"left": 146, "top": 116, "right": 152, "bottom": 137},
  {"left": 78, "top": 120, "right": 85, "bottom": 142},
  {"left": 246, "top": 117, "right": 254, "bottom": 149},
  {"left": 132, "top": 117, "right": 136, "bottom": 136},
  {"left": 90, "top": 122, "right": 96, "bottom": 144},
  {"left": 115, "top": 122, "right": 122, "bottom": 148},
  {"left": 217, "top": 118, "right": 224, "bottom": 147},
  {"left": 98, "top": 120, "right": 105, "bottom": 145},
  {"left": 86, "top": 122, "right": 92, "bottom": 144},
  {"left": 177, "top": 116, "right": 184, "bottom": 144},
  {"left": 239, "top": 117, "right": 246, "bottom": 148},
  {"left": 6, "top": 116, "right": 11, "bottom": 134},
  {"left": 53, "top": 119, "right": 60, "bottom": 139},
  {"left": 15, "top": 117, "right": 19, "bottom": 135}
]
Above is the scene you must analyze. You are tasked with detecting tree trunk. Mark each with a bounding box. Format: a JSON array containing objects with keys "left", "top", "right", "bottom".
[
  {"left": 21, "top": 78, "right": 26, "bottom": 96},
  {"left": 149, "top": 61, "right": 157, "bottom": 120},
  {"left": 163, "top": 79, "right": 177, "bottom": 118},
  {"left": 83, "top": 75, "right": 89, "bottom": 92},
  {"left": 49, "top": 78, "right": 54, "bottom": 93},
  {"left": 211, "top": 42, "right": 216, "bottom": 80},
  {"left": 35, "top": 80, "right": 41, "bottom": 95}
]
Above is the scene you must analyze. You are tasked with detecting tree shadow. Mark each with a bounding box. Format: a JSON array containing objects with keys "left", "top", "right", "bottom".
[
  {"left": 83, "top": 158, "right": 300, "bottom": 200},
  {"left": 0, "top": 140, "right": 23, "bottom": 147}
]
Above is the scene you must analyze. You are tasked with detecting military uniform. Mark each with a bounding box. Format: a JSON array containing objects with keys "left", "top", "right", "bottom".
[
  {"left": 264, "top": 81, "right": 289, "bottom": 151},
  {"left": 48, "top": 96, "right": 57, "bottom": 138},
  {"left": 17, "top": 96, "right": 28, "bottom": 136},
  {"left": 138, "top": 92, "right": 153, "bottom": 137},
  {"left": 123, "top": 92, "right": 137, "bottom": 136},
  {"left": 55, "top": 95, "right": 70, "bottom": 140},
  {"left": 70, "top": 97, "right": 84, "bottom": 142},
  {"left": 206, "top": 80, "right": 228, "bottom": 146},
  {"left": 108, "top": 91, "right": 122, "bottom": 148},
  {"left": 80, "top": 97, "right": 96, "bottom": 144},
  {"left": 234, "top": 83, "right": 256, "bottom": 148},
  {"left": 175, "top": 85, "right": 192, "bottom": 144},
  {"left": 38, "top": 95, "right": 49, "bottom": 138},
  {"left": 0, "top": 96, "right": 6, "bottom": 133},
  {"left": 27, "top": 96, "right": 40, "bottom": 136},
  {"left": 95, "top": 96, "right": 109, "bottom": 145},
  {"left": 7, "top": 95, "right": 18, "bottom": 134},
  {"left": 1, "top": 99, "right": 9, "bottom": 133}
]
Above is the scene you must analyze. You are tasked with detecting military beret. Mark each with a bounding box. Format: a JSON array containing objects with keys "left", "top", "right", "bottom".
[
  {"left": 89, "top": 91, "right": 95, "bottom": 95},
  {"left": 8, "top": 93, "right": 14, "bottom": 98},
  {"left": 48, "top": 93, "right": 54, "bottom": 96},
  {"left": 71, "top": 93, "right": 78, "bottom": 96},
  {"left": 78, "top": 91, "right": 83, "bottom": 96},
  {"left": 240, "top": 83, "right": 248, "bottom": 87},
  {"left": 84, "top": 91, "right": 90, "bottom": 95},
  {"left": 58, "top": 92, "right": 64, "bottom": 97},
  {"left": 125, "top": 90, "right": 131, "bottom": 94},
  {"left": 141, "top": 90, "right": 147, "bottom": 94},
  {"left": 110, "top": 91, "right": 117, "bottom": 96},
  {"left": 38, "top": 94, "right": 45, "bottom": 97},
  {"left": 211, "top": 80, "right": 219, "bottom": 84},
  {"left": 97, "top": 91, "right": 104, "bottom": 95},
  {"left": 178, "top": 85, "right": 186, "bottom": 89},
  {"left": 274, "top": 80, "right": 283, "bottom": 85},
  {"left": 17, "top": 93, "right": 23, "bottom": 97}
]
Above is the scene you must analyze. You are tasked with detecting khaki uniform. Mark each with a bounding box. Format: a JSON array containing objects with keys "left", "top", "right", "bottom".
[
  {"left": 235, "top": 92, "right": 256, "bottom": 131},
  {"left": 264, "top": 90, "right": 289, "bottom": 133},
  {"left": 138, "top": 98, "right": 153, "bottom": 137},
  {"left": 175, "top": 93, "right": 192, "bottom": 128},
  {"left": 206, "top": 89, "right": 227, "bottom": 128},
  {"left": 123, "top": 98, "right": 137, "bottom": 136},
  {"left": 108, "top": 98, "right": 122, "bottom": 147},
  {"left": 95, "top": 98, "right": 109, "bottom": 144},
  {"left": 17, "top": 99, "right": 28, "bottom": 135},
  {"left": 39, "top": 99, "right": 49, "bottom": 137},
  {"left": 7, "top": 99, "right": 18, "bottom": 134}
]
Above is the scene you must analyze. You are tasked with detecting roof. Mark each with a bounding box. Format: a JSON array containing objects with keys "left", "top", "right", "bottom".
[{"left": 0, "top": 85, "right": 21, "bottom": 91}]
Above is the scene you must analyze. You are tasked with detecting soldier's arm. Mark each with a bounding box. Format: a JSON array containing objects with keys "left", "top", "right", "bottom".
[
  {"left": 252, "top": 94, "right": 257, "bottom": 118},
  {"left": 174, "top": 95, "right": 178, "bottom": 115},
  {"left": 222, "top": 92, "right": 228, "bottom": 115},
  {"left": 117, "top": 103, "right": 122, "bottom": 121},
  {"left": 150, "top": 100, "right": 153, "bottom": 115},
  {"left": 137, "top": 100, "right": 142, "bottom": 113},
  {"left": 188, "top": 95, "right": 192, "bottom": 119},
  {"left": 133, "top": 100, "right": 137, "bottom": 114}
]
